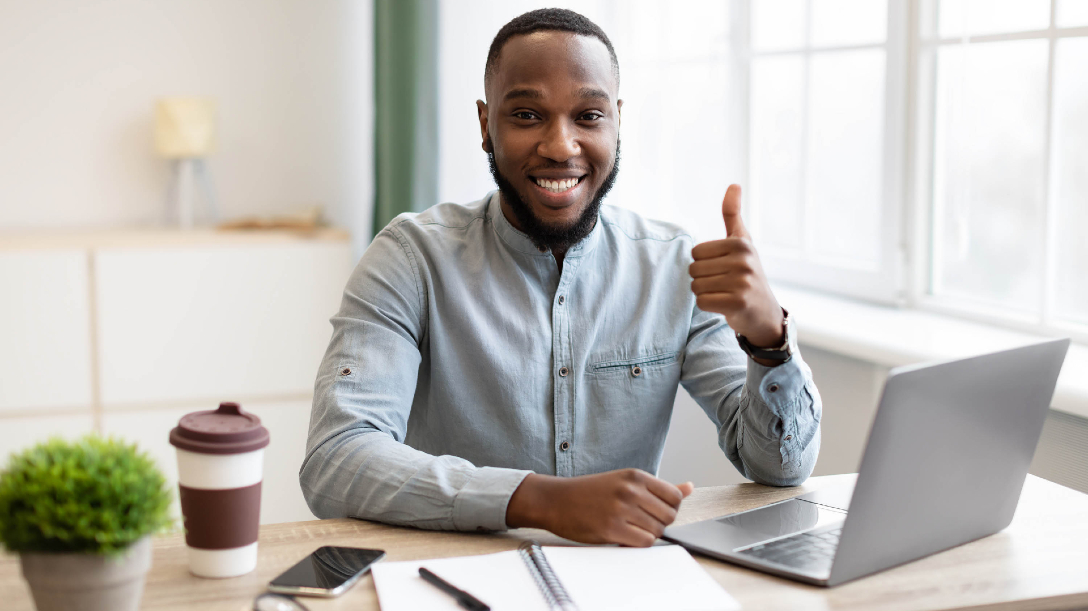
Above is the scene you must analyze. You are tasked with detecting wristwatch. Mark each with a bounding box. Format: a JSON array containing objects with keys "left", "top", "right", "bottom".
[{"left": 735, "top": 308, "right": 794, "bottom": 363}]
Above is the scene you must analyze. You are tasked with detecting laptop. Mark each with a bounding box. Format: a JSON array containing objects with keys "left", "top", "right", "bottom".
[{"left": 663, "top": 339, "right": 1070, "bottom": 587}]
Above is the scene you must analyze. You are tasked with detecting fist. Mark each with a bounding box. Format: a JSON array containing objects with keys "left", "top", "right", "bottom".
[
  {"left": 689, "top": 184, "right": 784, "bottom": 348},
  {"left": 506, "top": 469, "right": 695, "bottom": 547}
]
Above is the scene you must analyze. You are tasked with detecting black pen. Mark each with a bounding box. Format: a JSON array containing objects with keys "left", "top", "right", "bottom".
[{"left": 419, "top": 567, "right": 491, "bottom": 611}]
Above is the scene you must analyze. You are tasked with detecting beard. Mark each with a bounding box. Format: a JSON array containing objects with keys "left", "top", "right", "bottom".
[{"left": 487, "top": 138, "right": 621, "bottom": 254}]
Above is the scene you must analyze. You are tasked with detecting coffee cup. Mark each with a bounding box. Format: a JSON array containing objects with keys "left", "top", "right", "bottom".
[{"left": 169, "top": 402, "right": 270, "bottom": 578}]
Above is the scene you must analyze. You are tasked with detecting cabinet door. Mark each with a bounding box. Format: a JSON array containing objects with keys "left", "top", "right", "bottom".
[
  {"left": 0, "top": 250, "right": 94, "bottom": 413},
  {"left": 102, "top": 399, "right": 317, "bottom": 525},
  {"left": 95, "top": 242, "right": 351, "bottom": 406},
  {"left": 0, "top": 413, "right": 94, "bottom": 465}
]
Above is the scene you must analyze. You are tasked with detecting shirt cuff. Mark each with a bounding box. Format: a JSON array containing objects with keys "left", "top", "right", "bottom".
[
  {"left": 451, "top": 466, "right": 533, "bottom": 532},
  {"left": 745, "top": 354, "right": 809, "bottom": 418}
]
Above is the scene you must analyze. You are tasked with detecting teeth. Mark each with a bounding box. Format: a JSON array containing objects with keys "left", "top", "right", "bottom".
[{"left": 535, "top": 177, "right": 580, "bottom": 193}]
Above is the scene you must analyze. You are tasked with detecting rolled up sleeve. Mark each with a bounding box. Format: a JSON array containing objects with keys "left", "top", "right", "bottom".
[{"left": 680, "top": 306, "right": 822, "bottom": 487}]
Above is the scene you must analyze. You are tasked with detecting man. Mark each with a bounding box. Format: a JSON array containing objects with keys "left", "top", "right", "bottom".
[{"left": 301, "top": 8, "right": 820, "bottom": 547}]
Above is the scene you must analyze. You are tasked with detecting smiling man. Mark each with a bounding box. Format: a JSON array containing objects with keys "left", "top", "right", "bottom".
[{"left": 301, "top": 9, "right": 821, "bottom": 547}]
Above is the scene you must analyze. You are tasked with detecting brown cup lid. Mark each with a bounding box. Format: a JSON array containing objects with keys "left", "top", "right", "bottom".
[{"left": 169, "top": 402, "right": 270, "bottom": 455}]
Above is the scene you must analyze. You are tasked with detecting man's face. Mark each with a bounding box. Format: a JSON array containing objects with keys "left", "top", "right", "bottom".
[{"left": 478, "top": 32, "right": 621, "bottom": 252}]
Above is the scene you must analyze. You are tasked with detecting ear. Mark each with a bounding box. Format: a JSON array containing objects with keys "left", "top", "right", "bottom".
[
  {"left": 616, "top": 99, "right": 623, "bottom": 130},
  {"left": 476, "top": 100, "right": 491, "bottom": 153}
]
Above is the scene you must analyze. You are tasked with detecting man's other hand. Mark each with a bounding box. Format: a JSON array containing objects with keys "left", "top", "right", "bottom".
[
  {"left": 506, "top": 469, "right": 694, "bottom": 547},
  {"left": 689, "top": 184, "right": 785, "bottom": 349}
]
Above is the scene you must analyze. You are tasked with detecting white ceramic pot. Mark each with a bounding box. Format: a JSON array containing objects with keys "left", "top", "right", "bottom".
[{"left": 19, "top": 536, "right": 152, "bottom": 611}]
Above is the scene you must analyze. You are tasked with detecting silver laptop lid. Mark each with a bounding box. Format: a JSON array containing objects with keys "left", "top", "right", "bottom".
[{"left": 828, "top": 339, "right": 1070, "bottom": 586}]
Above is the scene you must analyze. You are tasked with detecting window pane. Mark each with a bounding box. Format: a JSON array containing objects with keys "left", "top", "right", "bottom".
[
  {"left": 932, "top": 40, "right": 1048, "bottom": 311},
  {"left": 811, "top": 0, "right": 888, "bottom": 47},
  {"left": 1052, "top": 38, "right": 1088, "bottom": 325},
  {"left": 750, "top": 55, "right": 805, "bottom": 250},
  {"left": 752, "top": 0, "right": 807, "bottom": 51},
  {"left": 806, "top": 49, "right": 885, "bottom": 265},
  {"left": 938, "top": 0, "right": 1050, "bottom": 37},
  {"left": 1058, "top": 0, "right": 1088, "bottom": 27}
]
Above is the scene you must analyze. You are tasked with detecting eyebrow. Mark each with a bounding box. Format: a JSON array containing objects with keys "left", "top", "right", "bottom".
[{"left": 502, "top": 87, "right": 612, "bottom": 103}]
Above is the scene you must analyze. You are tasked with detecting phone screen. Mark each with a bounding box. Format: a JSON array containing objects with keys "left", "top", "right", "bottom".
[{"left": 269, "top": 546, "right": 385, "bottom": 593}]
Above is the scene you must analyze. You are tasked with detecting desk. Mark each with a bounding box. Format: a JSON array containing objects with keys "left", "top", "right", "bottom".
[{"left": 3, "top": 474, "right": 1088, "bottom": 610}]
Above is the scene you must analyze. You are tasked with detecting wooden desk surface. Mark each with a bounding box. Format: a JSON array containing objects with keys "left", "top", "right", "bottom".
[{"left": 3, "top": 474, "right": 1088, "bottom": 611}]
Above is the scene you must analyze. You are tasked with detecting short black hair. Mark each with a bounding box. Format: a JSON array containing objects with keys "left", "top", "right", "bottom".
[{"left": 484, "top": 8, "right": 619, "bottom": 93}]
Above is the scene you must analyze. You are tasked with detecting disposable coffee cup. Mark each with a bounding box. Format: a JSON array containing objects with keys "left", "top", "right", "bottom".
[{"left": 169, "top": 402, "right": 270, "bottom": 578}]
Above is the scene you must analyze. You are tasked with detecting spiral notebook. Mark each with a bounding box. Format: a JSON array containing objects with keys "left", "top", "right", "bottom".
[{"left": 371, "top": 542, "right": 740, "bottom": 611}]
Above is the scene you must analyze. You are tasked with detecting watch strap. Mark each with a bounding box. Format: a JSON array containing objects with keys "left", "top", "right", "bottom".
[{"left": 735, "top": 308, "right": 792, "bottom": 362}]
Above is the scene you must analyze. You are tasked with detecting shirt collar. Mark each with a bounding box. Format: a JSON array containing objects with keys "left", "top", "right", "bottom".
[{"left": 487, "top": 191, "right": 602, "bottom": 259}]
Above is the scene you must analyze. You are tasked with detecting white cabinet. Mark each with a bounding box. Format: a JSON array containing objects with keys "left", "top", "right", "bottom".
[
  {"left": 95, "top": 242, "right": 347, "bottom": 406},
  {"left": 0, "top": 229, "right": 352, "bottom": 524},
  {"left": 0, "top": 250, "right": 94, "bottom": 413}
]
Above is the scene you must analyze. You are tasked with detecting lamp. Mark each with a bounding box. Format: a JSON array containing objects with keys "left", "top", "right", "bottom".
[{"left": 155, "top": 97, "right": 219, "bottom": 228}]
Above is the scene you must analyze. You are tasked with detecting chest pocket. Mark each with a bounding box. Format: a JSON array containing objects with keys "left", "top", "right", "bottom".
[{"left": 588, "top": 350, "right": 681, "bottom": 378}]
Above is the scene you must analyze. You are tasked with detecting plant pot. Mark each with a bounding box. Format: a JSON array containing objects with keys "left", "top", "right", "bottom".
[{"left": 19, "top": 536, "right": 152, "bottom": 611}]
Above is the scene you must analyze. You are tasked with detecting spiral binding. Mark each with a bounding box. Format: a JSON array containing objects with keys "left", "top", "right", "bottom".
[{"left": 518, "top": 541, "right": 579, "bottom": 611}]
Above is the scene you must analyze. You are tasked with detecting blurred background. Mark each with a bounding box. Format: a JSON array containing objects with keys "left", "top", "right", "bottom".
[{"left": 1, "top": 0, "right": 1086, "bottom": 525}]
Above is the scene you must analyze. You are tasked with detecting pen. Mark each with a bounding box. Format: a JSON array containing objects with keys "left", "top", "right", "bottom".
[{"left": 419, "top": 567, "right": 491, "bottom": 611}]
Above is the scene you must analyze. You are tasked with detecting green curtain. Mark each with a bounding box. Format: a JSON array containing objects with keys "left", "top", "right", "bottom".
[{"left": 373, "top": 0, "right": 439, "bottom": 238}]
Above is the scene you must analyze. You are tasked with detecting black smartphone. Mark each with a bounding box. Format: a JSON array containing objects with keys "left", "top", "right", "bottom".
[{"left": 267, "top": 546, "right": 386, "bottom": 597}]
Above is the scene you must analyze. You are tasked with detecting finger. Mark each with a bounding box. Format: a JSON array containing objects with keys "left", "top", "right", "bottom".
[
  {"left": 696, "top": 293, "right": 747, "bottom": 314},
  {"left": 691, "top": 237, "right": 749, "bottom": 261},
  {"left": 617, "top": 520, "right": 661, "bottom": 547},
  {"left": 626, "top": 503, "right": 668, "bottom": 537},
  {"left": 689, "top": 256, "right": 752, "bottom": 279},
  {"left": 634, "top": 487, "right": 680, "bottom": 526},
  {"left": 691, "top": 274, "right": 753, "bottom": 296},
  {"left": 722, "top": 184, "right": 748, "bottom": 239},
  {"left": 678, "top": 482, "right": 694, "bottom": 497},
  {"left": 641, "top": 474, "right": 685, "bottom": 509}
]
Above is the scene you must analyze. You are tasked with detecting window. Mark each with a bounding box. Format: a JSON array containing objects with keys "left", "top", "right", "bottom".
[
  {"left": 916, "top": 0, "right": 1088, "bottom": 340},
  {"left": 745, "top": 0, "right": 907, "bottom": 305}
]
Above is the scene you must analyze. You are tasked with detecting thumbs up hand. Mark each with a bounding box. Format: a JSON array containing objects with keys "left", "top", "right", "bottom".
[{"left": 690, "top": 185, "right": 786, "bottom": 356}]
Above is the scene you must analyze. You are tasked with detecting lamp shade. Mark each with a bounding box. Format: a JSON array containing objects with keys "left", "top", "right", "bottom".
[{"left": 155, "top": 97, "right": 216, "bottom": 158}]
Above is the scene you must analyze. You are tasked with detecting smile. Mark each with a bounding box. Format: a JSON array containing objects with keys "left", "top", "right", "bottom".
[{"left": 533, "top": 176, "right": 585, "bottom": 194}]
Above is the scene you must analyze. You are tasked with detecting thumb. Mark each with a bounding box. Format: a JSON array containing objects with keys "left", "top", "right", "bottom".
[
  {"left": 677, "top": 481, "right": 694, "bottom": 498},
  {"left": 721, "top": 184, "right": 748, "bottom": 238}
]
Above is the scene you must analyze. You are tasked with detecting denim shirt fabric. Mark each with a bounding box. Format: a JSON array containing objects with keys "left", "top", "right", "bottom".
[{"left": 300, "top": 192, "right": 822, "bottom": 531}]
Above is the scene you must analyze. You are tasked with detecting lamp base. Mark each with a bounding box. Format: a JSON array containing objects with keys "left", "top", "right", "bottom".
[{"left": 165, "top": 159, "right": 219, "bottom": 228}]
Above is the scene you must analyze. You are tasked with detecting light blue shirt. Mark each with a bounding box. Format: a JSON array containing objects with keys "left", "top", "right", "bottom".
[{"left": 300, "top": 192, "right": 822, "bottom": 531}]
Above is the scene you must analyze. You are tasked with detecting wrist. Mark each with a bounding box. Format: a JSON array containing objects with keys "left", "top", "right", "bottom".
[{"left": 506, "top": 473, "right": 556, "bottom": 529}]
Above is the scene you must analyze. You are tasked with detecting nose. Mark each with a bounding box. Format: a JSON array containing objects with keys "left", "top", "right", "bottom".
[{"left": 537, "top": 119, "right": 580, "bottom": 162}]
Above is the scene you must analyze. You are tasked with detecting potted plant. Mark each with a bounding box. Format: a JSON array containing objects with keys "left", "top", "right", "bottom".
[{"left": 0, "top": 436, "right": 172, "bottom": 611}]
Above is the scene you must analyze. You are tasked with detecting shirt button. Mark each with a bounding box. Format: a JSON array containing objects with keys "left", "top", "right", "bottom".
[
  {"left": 559, "top": 367, "right": 569, "bottom": 377},
  {"left": 768, "top": 383, "right": 779, "bottom": 393},
  {"left": 560, "top": 441, "right": 571, "bottom": 451},
  {"left": 631, "top": 366, "right": 642, "bottom": 377},
  {"left": 784, "top": 435, "right": 793, "bottom": 441},
  {"left": 340, "top": 367, "right": 351, "bottom": 376},
  {"left": 558, "top": 295, "right": 565, "bottom": 305}
]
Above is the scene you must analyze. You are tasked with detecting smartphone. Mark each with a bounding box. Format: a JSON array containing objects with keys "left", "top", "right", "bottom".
[{"left": 267, "top": 546, "right": 386, "bottom": 597}]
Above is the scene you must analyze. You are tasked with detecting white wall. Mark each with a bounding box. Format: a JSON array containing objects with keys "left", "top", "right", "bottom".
[{"left": 0, "top": 0, "right": 374, "bottom": 254}]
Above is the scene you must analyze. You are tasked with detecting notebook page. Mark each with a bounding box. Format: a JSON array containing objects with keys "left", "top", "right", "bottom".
[
  {"left": 542, "top": 545, "right": 741, "bottom": 611},
  {"left": 371, "top": 550, "right": 550, "bottom": 611}
]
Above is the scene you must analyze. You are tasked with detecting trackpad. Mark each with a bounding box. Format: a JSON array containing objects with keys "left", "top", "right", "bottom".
[{"left": 717, "top": 499, "right": 846, "bottom": 549}]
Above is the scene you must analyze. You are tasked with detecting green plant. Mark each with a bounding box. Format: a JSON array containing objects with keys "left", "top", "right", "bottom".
[{"left": 0, "top": 435, "right": 172, "bottom": 556}]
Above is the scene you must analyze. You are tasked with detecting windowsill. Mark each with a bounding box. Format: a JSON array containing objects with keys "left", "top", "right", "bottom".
[{"left": 776, "top": 286, "right": 1088, "bottom": 420}]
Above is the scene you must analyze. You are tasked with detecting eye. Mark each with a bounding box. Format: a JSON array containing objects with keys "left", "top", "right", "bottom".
[
  {"left": 514, "top": 111, "right": 539, "bottom": 121},
  {"left": 579, "top": 112, "right": 604, "bottom": 122}
]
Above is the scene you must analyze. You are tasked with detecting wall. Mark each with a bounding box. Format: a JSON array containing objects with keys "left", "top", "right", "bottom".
[{"left": 0, "top": 0, "right": 374, "bottom": 255}]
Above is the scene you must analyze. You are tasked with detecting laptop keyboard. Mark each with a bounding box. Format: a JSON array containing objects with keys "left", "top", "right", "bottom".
[{"left": 737, "top": 526, "right": 841, "bottom": 573}]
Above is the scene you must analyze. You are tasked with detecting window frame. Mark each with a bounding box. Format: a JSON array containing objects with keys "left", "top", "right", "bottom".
[
  {"left": 907, "top": 0, "right": 1088, "bottom": 345},
  {"left": 741, "top": 0, "right": 912, "bottom": 306}
]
